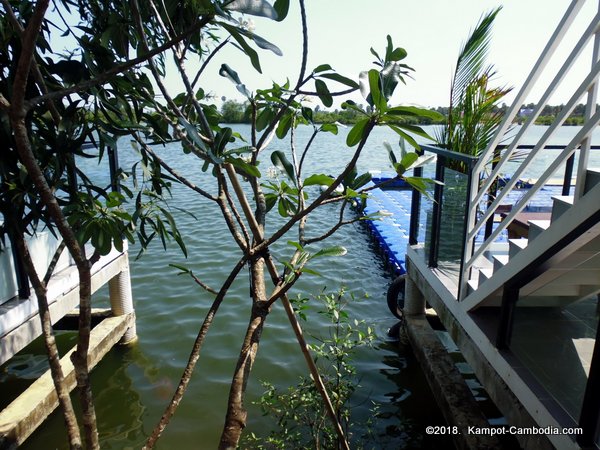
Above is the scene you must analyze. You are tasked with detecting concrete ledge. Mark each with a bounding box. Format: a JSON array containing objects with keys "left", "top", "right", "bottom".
[
  {"left": 405, "top": 314, "right": 503, "bottom": 450},
  {"left": 0, "top": 249, "right": 129, "bottom": 366},
  {"left": 406, "top": 254, "right": 565, "bottom": 450},
  {"left": 0, "top": 312, "right": 134, "bottom": 448}
]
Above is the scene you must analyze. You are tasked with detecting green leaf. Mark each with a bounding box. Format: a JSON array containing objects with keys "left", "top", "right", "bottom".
[
  {"left": 300, "top": 267, "right": 321, "bottom": 277},
  {"left": 384, "top": 141, "right": 397, "bottom": 165},
  {"left": 403, "top": 176, "right": 429, "bottom": 195},
  {"left": 220, "top": 23, "right": 262, "bottom": 73},
  {"left": 303, "top": 174, "right": 334, "bottom": 187},
  {"left": 273, "top": 0, "right": 290, "bottom": 21},
  {"left": 287, "top": 240, "right": 304, "bottom": 252},
  {"left": 320, "top": 123, "right": 338, "bottom": 135},
  {"left": 301, "top": 107, "right": 313, "bottom": 123},
  {"left": 271, "top": 150, "right": 296, "bottom": 182},
  {"left": 276, "top": 113, "right": 293, "bottom": 139},
  {"left": 227, "top": 157, "right": 261, "bottom": 178},
  {"left": 399, "top": 152, "right": 419, "bottom": 172},
  {"left": 256, "top": 107, "right": 276, "bottom": 131},
  {"left": 312, "top": 246, "right": 348, "bottom": 258},
  {"left": 315, "top": 79, "right": 333, "bottom": 107},
  {"left": 390, "top": 47, "right": 407, "bottom": 61},
  {"left": 368, "top": 69, "right": 386, "bottom": 111},
  {"left": 264, "top": 193, "right": 277, "bottom": 212},
  {"left": 225, "top": 0, "right": 278, "bottom": 19},
  {"left": 387, "top": 124, "right": 420, "bottom": 150},
  {"left": 219, "top": 63, "right": 242, "bottom": 85},
  {"left": 346, "top": 118, "right": 369, "bottom": 147},
  {"left": 351, "top": 172, "right": 372, "bottom": 190},
  {"left": 313, "top": 64, "right": 333, "bottom": 73},
  {"left": 386, "top": 106, "right": 444, "bottom": 121},
  {"left": 317, "top": 73, "right": 359, "bottom": 89},
  {"left": 178, "top": 117, "right": 207, "bottom": 151},
  {"left": 169, "top": 263, "right": 191, "bottom": 274}
]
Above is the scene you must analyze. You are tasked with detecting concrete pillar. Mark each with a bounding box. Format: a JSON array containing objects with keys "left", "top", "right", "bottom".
[
  {"left": 403, "top": 275, "right": 426, "bottom": 316},
  {"left": 108, "top": 254, "right": 137, "bottom": 344}
]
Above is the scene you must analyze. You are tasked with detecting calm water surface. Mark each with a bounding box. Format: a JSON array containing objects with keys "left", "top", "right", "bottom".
[
  {"left": 7, "top": 124, "right": 454, "bottom": 449},
  {"left": 6, "top": 124, "right": 600, "bottom": 449}
]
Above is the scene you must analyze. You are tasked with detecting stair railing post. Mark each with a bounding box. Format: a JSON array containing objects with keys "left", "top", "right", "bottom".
[
  {"left": 409, "top": 147, "right": 424, "bottom": 246},
  {"left": 575, "top": 7, "right": 600, "bottom": 199},
  {"left": 428, "top": 156, "right": 445, "bottom": 268}
]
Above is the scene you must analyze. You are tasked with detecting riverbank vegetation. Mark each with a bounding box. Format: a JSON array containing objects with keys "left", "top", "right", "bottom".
[{"left": 221, "top": 98, "right": 594, "bottom": 126}]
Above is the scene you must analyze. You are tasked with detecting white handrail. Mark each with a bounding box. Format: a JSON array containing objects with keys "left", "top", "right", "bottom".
[
  {"left": 471, "top": 12, "right": 600, "bottom": 210},
  {"left": 460, "top": 0, "right": 598, "bottom": 299},
  {"left": 468, "top": 59, "right": 600, "bottom": 244},
  {"left": 465, "top": 109, "right": 600, "bottom": 270}
]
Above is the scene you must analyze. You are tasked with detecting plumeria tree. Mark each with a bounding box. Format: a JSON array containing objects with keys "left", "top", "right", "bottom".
[{"left": 0, "top": 0, "right": 440, "bottom": 448}]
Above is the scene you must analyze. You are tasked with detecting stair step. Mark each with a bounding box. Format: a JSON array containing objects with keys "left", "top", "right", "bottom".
[
  {"left": 528, "top": 219, "right": 551, "bottom": 241},
  {"left": 493, "top": 254, "right": 509, "bottom": 272},
  {"left": 509, "top": 238, "right": 528, "bottom": 259},
  {"left": 478, "top": 268, "right": 494, "bottom": 284},
  {"left": 467, "top": 279, "right": 479, "bottom": 296},
  {"left": 584, "top": 168, "right": 600, "bottom": 194},
  {"left": 551, "top": 196, "right": 574, "bottom": 221},
  {"left": 521, "top": 283, "right": 580, "bottom": 297}
]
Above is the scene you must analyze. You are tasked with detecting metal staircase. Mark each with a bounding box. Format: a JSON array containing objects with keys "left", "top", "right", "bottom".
[
  {"left": 464, "top": 168, "right": 600, "bottom": 310},
  {"left": 456, "top": 0, "right": 600, "bottom": 314}
]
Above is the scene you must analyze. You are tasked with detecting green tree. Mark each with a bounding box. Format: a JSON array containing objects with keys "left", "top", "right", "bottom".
[
  {"left": 221, "top": 99, "right": 250, "bottom": 123},
  {"left": 1, "top": 1, "right": 439, "bottom": 449},
  {"left": 436, "top": 7, "right": 512, "bottom": 161}
]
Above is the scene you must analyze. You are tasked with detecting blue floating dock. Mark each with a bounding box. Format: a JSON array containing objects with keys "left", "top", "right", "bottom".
[
  {"left": 358, "top": 174, "right": 567, "bottom": 276},
  {"left": 359, "top": 180, "right": 412, "bottom": 276}
]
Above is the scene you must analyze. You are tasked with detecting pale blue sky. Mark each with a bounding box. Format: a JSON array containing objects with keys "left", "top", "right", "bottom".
[
  {"left": 168, "top": 0, "right": 597, "bottom": 109},
  {"left": 45, "top": 1, "right": 598, "bottom": 109}
]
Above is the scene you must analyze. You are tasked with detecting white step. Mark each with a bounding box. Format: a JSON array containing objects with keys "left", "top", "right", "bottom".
[
  {"left": 528, "top": 219, "right": 551, "bottom": 242},
  {"left": 467, "top": 279, "right": 479, "bottom": 296},
  {"left": 493, "top": 254, "right": 509, "bottom": 272},
  {"left": 509, "top": 238, "right": 528, "bottom": 259},
  {"left": 584, "top": 168, "right": 600, "bottom": 194},
  {"left": 478, "top": 268, "right": 494, "bottom": 285},
  {"left": 551, "top": 195, "right": 574, "bottom": 221}
]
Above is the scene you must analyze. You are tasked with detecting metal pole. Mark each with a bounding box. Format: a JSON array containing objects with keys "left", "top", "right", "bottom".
[{"left": 428, "top": 157, "right": 445, "bottom": 268}]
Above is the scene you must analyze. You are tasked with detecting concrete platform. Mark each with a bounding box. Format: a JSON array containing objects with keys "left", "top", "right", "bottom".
[{"left": 0, "top": 311, "right": 134, "bottom": 448}]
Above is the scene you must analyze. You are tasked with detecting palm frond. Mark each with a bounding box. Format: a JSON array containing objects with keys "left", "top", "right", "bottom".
[
  {"left": 437, "top": 6, "right": 512, "bottom": 163},
  {"left": 452, "top": 7, "right": 502, "bottom": 107}
]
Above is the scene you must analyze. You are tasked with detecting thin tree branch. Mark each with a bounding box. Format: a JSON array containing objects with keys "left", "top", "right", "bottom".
[
  {"left": 0, "top": 0, "right": 61, "bottom": 123},
  {"left": 143, "top": 257, "right": 247, "bottom": 449},
  {"left": 133, "top": 134, "right": 217, "bottom": 201},
  {"left": 256, "top": 119, "right": 376, "bottom": 255},
  {"left": 24, "top": 15, "right": 215, "bottom": 112}
]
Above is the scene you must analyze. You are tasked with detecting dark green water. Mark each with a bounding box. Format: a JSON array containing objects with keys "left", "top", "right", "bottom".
[{"left": 3, "top": 124, "right": 475, "bottom": 449}]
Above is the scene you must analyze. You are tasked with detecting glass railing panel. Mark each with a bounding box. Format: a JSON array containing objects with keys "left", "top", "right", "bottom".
[
  {"left": 510, "top": 297, "right": 598, "bottom": 423},
  {"left": 436, "top": 167, "right": 469, "bottom": 285},
  {"left": 415, "top": 158, "right": 436, "bottom": 264}
]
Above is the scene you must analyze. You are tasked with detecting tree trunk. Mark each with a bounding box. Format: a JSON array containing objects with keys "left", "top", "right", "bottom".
[
  {"left": 13, "top": 231, "right": 82, "bottom": 449},
  {"left": 11, "top": 114, "right": 99, "bottom": 449},
  {"left": 71, "top": 259, "right": 100, "bottom": 450},
  {"left": 219, "top": 257, "right": 269, "bottom": 449}
]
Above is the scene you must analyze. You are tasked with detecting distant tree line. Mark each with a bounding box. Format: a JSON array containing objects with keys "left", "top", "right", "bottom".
[
  {"left": 220, "top": 99, "right": 595, "bottom": 126},
  {"left": 220, "top": 99, "right": 445, "bottom": 125},
  {"left": 517, "top": 102, "right": 594, "bottom": 126}
]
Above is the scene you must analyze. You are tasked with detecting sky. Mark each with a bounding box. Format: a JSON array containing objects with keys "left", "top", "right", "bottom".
[{"left": 165, "top": 0, "right": 598, "bottom": 110}]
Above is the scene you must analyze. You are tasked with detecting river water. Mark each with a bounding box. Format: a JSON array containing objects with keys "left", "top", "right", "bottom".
[{"left": 4, "top": 124, "right": 600, "bottom": 449}]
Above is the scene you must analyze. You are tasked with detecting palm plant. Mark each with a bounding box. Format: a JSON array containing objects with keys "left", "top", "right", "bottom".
[{"left": 437, "top": 7, "right": 512, "bottom": 163}]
